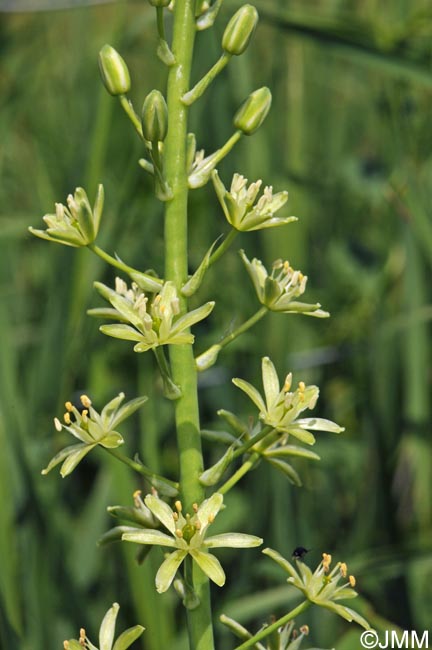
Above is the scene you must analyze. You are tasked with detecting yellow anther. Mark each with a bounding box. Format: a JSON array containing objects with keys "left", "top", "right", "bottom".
[
  {"left": 349, "top": 575, "right": 356, "bottom": 588},
  {"left": 133, "top": 489, "right": 142, "bottom": 499},
  {"left": 208, "top": 514, "right": 215, "bottom": 524},
  {"left": 63, "top": 642, "right": 69, "bottom": 650},
  {"left": 195, "top": 521, "right": 201, "bottom": 531},
  {"left": 173, "top": 512, "right": 179, "bottom": 521},
  {"left": 283, "top": 372, "right": 292, "bottom": 392},
  {"left": 65, "top": 401, "right": 73, "bottom": 411},
  {"left": 175, "top": 500, "right": 182, "bottom": 512},
  {"left": 340, "top": 562, "right": 347, "bottom": 578},
  {"left": 175, "top": 529, "right": 183, "bottom": 538},
  {"left": 300, "top": 625, "right": 309, "bottom": 635},
  {"left": 192, "top": 503, "right": 198, "bottom": 512},
  {"left": 54, "top": 417, "right": 63, "bottom": 432},
  {"left": 64, "top": 412, "right": 71, "bottom": 425},
  {"left": 322, "top": 552, "right": 332, "bottom": 573},
  {"left": 79, "top": 629, "right": 86, "bottom": 646},
  {"left": 81, "top": 409, "right": 88, "bottom": 422},
  {"left": 298, "top": 381, "right": 306, "bottom": 392},
  {"left": 80, "top": 394, "right": 92, "bottom": 408}
]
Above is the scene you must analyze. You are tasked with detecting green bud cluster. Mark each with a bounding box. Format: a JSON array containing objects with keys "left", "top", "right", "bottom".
[
  {"left": 234, "top": 86, "right": 272, "bottom": 135},
  {"left": 98, "top": 44, "right": 131, "bottom": 96},
  {"left": 142, "top": 90, "right": 169, "bottom": 142},
  {"left": 222, "top": 4, "right": 259, "bottom": 56}
]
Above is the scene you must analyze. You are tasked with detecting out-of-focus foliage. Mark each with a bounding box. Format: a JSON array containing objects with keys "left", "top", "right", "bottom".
[{"left": 0, "top": 1, "right": 431, "bottom": 649}]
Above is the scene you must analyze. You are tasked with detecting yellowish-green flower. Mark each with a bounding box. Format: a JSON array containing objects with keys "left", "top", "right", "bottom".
[
  {"left": 212, "top": 170, "right": 296, "bottom": 231},
  {"left": 240, "top": 250, "right": 329, "bottom": 317},
  {"left": 263, "top": 548, "right": 370, "bottom": 629},
  {"left": 29, "top": 185, "right": 104, "bottom": 247},
  {"left": 64, "top": 602, "right": 144, "bottom": 650},
  {"left": 42, "top": 392, "right": 147, "bottom": 477},
  {"left": 233, "top": 357, "right": 344, "bottom": 445},
  {"left": 122, "top": 492, "right": 262, "bottom": 593},
  {"left": 220, "top": 615, "right": 329, "bottom": 650},
  {"left": 92, "top": 277, "right": 214, "bottom": 352}
]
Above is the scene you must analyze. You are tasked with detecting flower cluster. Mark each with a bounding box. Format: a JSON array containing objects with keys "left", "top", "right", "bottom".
[
  {"left": 42, "top": 393, "right": 147, "bottom": 477},
  {"left": 92, "top": 277, "right": 214, "bottom": 352},
  {"left": 233, "top": 357, "right": 344, "bottom": 446},
  {"left": 29, "top": 185, "right": 104, "bottom": 247},
  {"left": 220, "top": 615, "right": 329, "bottom": 650},
  {"left": 63, "top": 602, "right": 144, "bottom": 650},
  {"left": 212, "top": 170, "right": 295, "bottom": 231},
  {"left": 122, "top": 492, "right": 262, "bottom": 593},
  {"left": 240, "top": 251, "right": 329, "bottom": 317},
  {"left": 263, "top": 548, "right": 370, "bottom": 629}
]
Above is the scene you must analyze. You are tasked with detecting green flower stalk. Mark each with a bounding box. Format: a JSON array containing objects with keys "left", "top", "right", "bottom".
[
  {"left": 42, "top": 393, "right": 147, "bottom": 477},
  {"left": 263, "top": 548, "right": 370, "bottom": 629},
  {"left": 212, "top": 170, "right": 296, "bottom": 231},
  {"left": 93, "top": 277, "right": 214, "bottom": 352},
  {"left": 98, "top": 45, "right": 131, "bottom": 96},
  {"left": 64, "top": 602, "right": 144, "bottom": 650},
  {"left": 234, "top": 86, "right": 272, "bottom": 135},
  {"left": 29, "top": 185, "right": 104, "bottom": 247},
  {"left": 240, "top": 251, "right": 330, "bottom": 317},
  {"left": 122, "top": 492, "right": 262, "bottom": 593},
  {"left": 233, "top": 357, "right": 344, "bottom": 445}
]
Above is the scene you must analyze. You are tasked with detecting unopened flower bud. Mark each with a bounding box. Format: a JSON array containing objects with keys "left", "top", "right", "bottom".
[
  {"left": 98, "top": 44, "right": 131, "bottom": 96},
  {"left": 142, "top": 90, "right": 168, "bottom": 142},
  {"left": 233, "top": 87, "right": 272, "bottom": 135},
  {"left": 222, "top": 5, "right": 259, "bottom": 56}
]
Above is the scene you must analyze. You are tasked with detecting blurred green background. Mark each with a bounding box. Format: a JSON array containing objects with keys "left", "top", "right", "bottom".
[{"left": 1, "top": 0, "right": 431, "bottom": 648}]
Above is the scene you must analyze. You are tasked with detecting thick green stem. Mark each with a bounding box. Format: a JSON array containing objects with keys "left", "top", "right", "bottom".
[
  {"left": 232, "top": 601, "right": 311, "bottom": 650},
  {"left": 163, "top": 2, "right": 215, "bottom": 649}
]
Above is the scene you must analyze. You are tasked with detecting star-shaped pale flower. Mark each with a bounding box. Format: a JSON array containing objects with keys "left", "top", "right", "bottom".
[
  {"left": 63, "top": 602, "right": 144, "bottom": 650},
  {"left": 263, "top": 548, "right": 370, "bottom": 629},
  {"left": 240, "top": 250, "right": 329, "bottom": 317},
  {"left": 29, "top": 185, "right": 104, "bottom": 247},
  {"left": 122, "top": 492, "right": 262, "bottom": 593},
  {"left": 42, "top": 392, "right": 147, "bottom": 477},
  {"left": 233, "top": 357, "right": 344, "bottom": 445},
  {"left": 92, "top": 277, "right": 214, "bottom": 352},
  {"left": 212, "top": 170, "right": 296, "bottom": 231}
]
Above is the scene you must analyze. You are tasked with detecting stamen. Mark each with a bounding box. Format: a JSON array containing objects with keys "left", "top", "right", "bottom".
[
  {"left": 64, "top": 412, "right": 71, "bottom": 425},
  {"left": 54, "top": 417, "right": 63, "bottom": 432},
  {"left": 175, "top": 529, "right": 183, "bottom": 538},
  {"left": 192, "top": 503, "right": 198, "bottom": 512},
  {"left": 322, "top": 552, "right": 332, "bottom": 573},
  {"left": 340, "top": 562, "right": 347, "bottom": 578},
  {"left": 79, "top": 629, "right": 86, "bottom": 646},
  {"left": 349, "top": 575, "right": 356, "bottom": 587},
  {"left": 173, "top": 512, "right": 179, "bottom": 521},
  {"left": 175, "top": 500, "right": 182, "bottom": 512},
  {"left": 298, "top": 381, "right": 306, "bottom": 392},
  {"left": 81, "top": 410, "right": 88, "bottom": 422},
  {"left": 283, "top": 372, "right": 292, "bottom": 392},
  {"left": 208, "top": 514, "right": 215, "bottom": 524},
  {"left": 195, "top": 521, "right": 201, "bottom": 531},
  {"left": 80, "top": 394, "right": 92, "bottom": 408},
  {"left": 63, "top": 642, "right": 69, "bottom": 649},
  {"left": 65, "top": 401, "right": 73, "bottom": 412},
  {"left": 300, "top": 625, "right": 309, "bottom": 635}
]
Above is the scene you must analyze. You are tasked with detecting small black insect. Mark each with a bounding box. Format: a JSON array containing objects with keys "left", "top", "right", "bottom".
[{"left": 292, "top": 546, "right": 309, "bottom": 561}]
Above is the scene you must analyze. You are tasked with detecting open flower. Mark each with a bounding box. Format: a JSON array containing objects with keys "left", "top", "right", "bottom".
[
  {"left": 29, "top": 185, "right": 104, "bottom": 247},
  {"left": 122, "top": 492, "right": 262, "bottom": 593},
  {"left": 233, "top": 357, "right": 344, "bottom": 445},
  {"left": 92, "top": 278, "right": 214, "bottom": 352},
  {"left": 63, "top": 602, "right": 144, "bottom": 650},
  {"left": 263, "top": 548, "right": 370, "bottom": 629},
  {"left": 42, "top": 392, "right": 147, "bottom": 477},
  {"left": 212, "top": 170, "right": 296, "bottom": 231},
  {"left": 240, "top": 250, "right": 329, "bottom": 317}
]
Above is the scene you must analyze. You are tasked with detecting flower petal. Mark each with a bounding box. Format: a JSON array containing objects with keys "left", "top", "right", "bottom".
[
  {"left": 170, "top": 301, "right": 215, "bottom": 336},
  {"left": 196, "top": 492, "right": 223, "bottom": 530},
  {"left": 190, "top": 550, "right": 225, "bottom": 586},
  {"left": 294, "top": 418, "right": 345, "bottom": 433},
  {"left": 99, "top": 324, "right": 144, "bottom": 342},
  {"left": 232, "top": 378, "right": 266, "bottom": 413},
  {"left": 264, "top": 445, "right": 321, "bottom": 461},
  {"left": 41, "top": 443, "right": 87, "bottom": 475},
  {"left": 99, "top": 602, "right": 119, "bottom": 650},
  {"left": 262, "top": 547, "right": 302, "bottom": 586},
  {"left": 112, "top": 626, "right": 145, "bottom": 650},
  {"left": 109, "top": 395, "right": 148, "bottom": 429},
  {"left": 261, "top": 356, "right": 281, "bottom": 410},
  {"left": 155, "top": 549, "right": 187, "bottom": 593},
  {"left": 122, "top": 529, "right": 177, "bottom": 547},
  {"left": 60, "top": 444, "right": 96, "bottom": 477},
  {"left": 204, "top": 533, "right": 262, "bottom": 548},
  {"left": 145, "top": 494, "right": 177, "bottom": 534}
]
